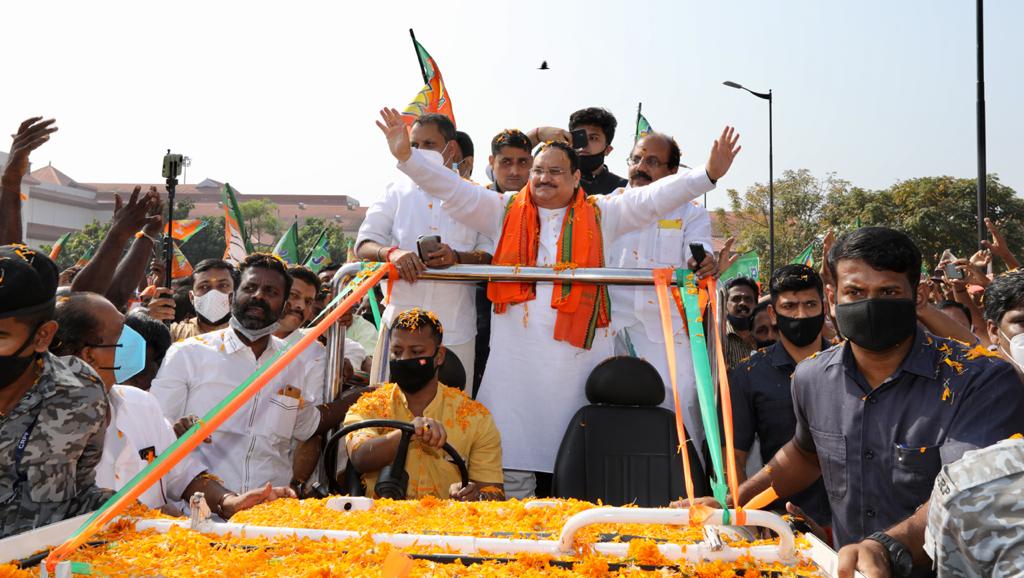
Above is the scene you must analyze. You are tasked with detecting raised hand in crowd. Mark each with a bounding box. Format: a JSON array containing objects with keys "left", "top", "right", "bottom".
[
  {"left": 819, "top": 229, "right": 835, "bottom": 287},
  {"left": 981, "top": 217, "right": 1019, "bottom": 270},
  {"left": 1, "top": 117, "right": 58, "bottom": 244},
  {"left": 71, "top": 186, "right": 161, "bottom": 306},
  {"left": 106, "top": 187, "right": 164, "bottom": 309},
  {"left": 525, "top": 126, "right": 571, "bottom": 148},
  {"left": 715, "top": 237, "right": 738, "bottom": 279}
]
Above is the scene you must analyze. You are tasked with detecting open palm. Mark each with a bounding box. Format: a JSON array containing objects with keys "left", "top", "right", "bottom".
[{"left": 376, "top": 108, "right": 412, "bottom": 162}]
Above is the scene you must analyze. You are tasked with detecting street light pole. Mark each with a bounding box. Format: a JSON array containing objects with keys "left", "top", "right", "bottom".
[
  {"left": 724, "top": 81, "right": 774, "bottom": 273},
  {"left": 975, "top": 0, "right": 987, "bottom": 248}
]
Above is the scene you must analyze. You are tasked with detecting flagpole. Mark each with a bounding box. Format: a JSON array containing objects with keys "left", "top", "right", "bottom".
[
  {"left": 302, "top": 228, "right": 328, "bottom": 265},
  {"left": 635, "top": 102, "right": 642, "bottom": 141},
  {"left": 409, "top": 28, "right": 428, "bottom": 84}
]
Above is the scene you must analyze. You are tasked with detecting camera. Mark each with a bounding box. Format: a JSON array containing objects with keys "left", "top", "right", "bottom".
[{"left": 162, "top": 151, "right": 184, "bottom": 179}]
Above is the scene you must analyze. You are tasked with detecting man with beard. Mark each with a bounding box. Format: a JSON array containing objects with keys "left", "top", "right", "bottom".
[
  {"left": 688, "top": 228, "right": 1024, "bottom": 578},
  {"left": 376, "top": 106, "right": 740, "bottom": 498},
  {"left": 567, "top": 107, "right": 627, "bottom": 196},
  {"left": 486, "top": 129, "right": 533, "bottom": 193},
  {"left": 148, "top": 259, "right": 236, "bottom": 341},
  {"left": 151, "top": 254, "right": 348, "bottom": 492},
  {"left": 606, "top": 132, "right": 716, "bottom": 456},
  {"left": 724, "top": 276, "right": 759, "bottom": 367},
  {"left": 729, "top": 265, "right": 831, "bottom": 532},
  {"left": 344, "top": 308, "right": 504, "bottom": 501}
]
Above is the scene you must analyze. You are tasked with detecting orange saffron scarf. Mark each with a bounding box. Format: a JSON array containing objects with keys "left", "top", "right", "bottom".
[{"left": 487, "top": 183, "right": 610, "bottom": 349}]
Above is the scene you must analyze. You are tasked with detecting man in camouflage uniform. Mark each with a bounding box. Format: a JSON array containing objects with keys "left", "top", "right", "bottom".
[
  {"left": 925, "top": 437, "right": 1024, "bottom": 577},
  {"left": 0, "top": 245, "right": 112, "bottom": 538}
]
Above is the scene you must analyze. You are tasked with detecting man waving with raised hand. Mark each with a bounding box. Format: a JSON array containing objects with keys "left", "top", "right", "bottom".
[{"left": 375, "top": 107, "right": 740, "bottom": 498}]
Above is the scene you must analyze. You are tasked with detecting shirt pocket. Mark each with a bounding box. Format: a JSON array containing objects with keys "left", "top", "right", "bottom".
[
  {"left": 892, "top": 443, "right": 941, "bottom": 510},
  {"left": 26, "top": 461, "right": 77, "bottom": 504},
  {"left": 653, "top": 227, "right": 685, "bottom": 265},
  {"left": 264, "top": 393, "right": 301, "bottom": 441},
  {"left": 810, "top": 428, "right": 847, "bottom": 502}
]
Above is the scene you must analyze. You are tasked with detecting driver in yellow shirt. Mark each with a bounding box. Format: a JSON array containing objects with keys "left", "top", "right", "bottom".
[{"left": 344, "top": 308, "right": 505, "bottom": 500}]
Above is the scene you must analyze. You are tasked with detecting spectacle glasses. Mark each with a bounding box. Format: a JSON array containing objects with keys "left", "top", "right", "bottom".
[
  {"left": 529, "top": 167, "right": 568, "bottom": 177},
  {"left": 627, "top": 156, "right": 668, "bottom": 169}
]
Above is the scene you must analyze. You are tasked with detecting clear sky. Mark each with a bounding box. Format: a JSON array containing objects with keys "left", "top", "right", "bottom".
[{"left": 3, "top": 0, "right": 1021, "bottom": 210}]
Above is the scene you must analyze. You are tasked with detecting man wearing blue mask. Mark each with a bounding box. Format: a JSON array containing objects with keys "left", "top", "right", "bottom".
[
  {"left": 52, "top": 292, "right": 294, "bottom": 517},
  {"left": 0, "top": 245, "right": 112, "bottom": 538}
]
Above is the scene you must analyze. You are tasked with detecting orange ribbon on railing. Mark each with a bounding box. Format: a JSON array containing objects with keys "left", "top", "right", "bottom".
[
  {"left": 707, "top": 277, "right": 745, "bottom": 525},
  {"left": 652, "top": 269, "right": 697, "bottom": 506}
]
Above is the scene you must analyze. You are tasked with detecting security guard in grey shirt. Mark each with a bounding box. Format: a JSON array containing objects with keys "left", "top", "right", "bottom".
[{"left": 0, "top": 245, "right": 112, "bottom": 538}]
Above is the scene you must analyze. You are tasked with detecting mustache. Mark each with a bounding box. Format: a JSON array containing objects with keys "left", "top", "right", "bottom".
[{"left": 631, "top": 170, "right": 653, "bottom": 182}]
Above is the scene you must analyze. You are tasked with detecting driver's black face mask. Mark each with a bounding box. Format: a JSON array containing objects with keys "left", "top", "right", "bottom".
[{"left": 389, "top": 353, "right": 437, "bottom": 394}]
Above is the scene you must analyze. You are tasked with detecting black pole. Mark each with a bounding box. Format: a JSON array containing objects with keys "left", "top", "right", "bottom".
[
  {"left": 164, "top": 168, "right": 178, "bottom": 289},
  {"left": 409, "top": 29, "right": 429, "bottom": 85},
  {"left": 635, "top": 102, "right": 642, "bottom": 141},
  {"left": 768, "top": 90, "right": 775, "bottom": 275},
  {"left": 976, "top": 0, "right": 987, "bottom": 248}
]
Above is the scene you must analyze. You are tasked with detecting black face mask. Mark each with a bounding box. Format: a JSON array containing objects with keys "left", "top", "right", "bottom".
[
  {"left": 578, "top": 153, "right": 605, "bottom": 176},
  {"left": 755, "top": 338, "right": 777, "bottom": 349},
  {"left": 776, "top": 312, "right": 825, "bottom": 347},
  {"left": 834, "top": 298, "right": 917, "bottom": 352},
  {"left": 727, "top": 314, "right": 752, "bottom": 332},
  {"left": 0, "top": 325, "right": 40, "bottom": 390},
  {"left": 389, "top": 354, "right": 438, "bottom": 395}
]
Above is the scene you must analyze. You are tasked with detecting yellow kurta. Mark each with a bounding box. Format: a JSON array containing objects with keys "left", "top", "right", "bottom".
[{"left": 344, "top": 383, "right": 503, "bottom": 499}]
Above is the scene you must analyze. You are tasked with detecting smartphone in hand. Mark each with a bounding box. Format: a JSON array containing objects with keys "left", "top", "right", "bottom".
[{"left": 417, "top": 235, "right": 442, "bottom": 262}]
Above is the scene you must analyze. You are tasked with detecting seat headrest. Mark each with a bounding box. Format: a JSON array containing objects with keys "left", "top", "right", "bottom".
[
  {"left": 585, "top": 356, "right": 665, "bottom": 406},
  {"left": 438, "top": 347, "right": 466, "bottom": 391}
]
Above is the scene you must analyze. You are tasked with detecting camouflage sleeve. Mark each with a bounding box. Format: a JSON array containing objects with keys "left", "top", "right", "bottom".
[{"left": 69, "top": 363, "right": 116, "bottom": 513}]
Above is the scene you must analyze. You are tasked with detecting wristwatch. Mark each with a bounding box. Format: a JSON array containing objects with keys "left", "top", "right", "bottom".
[{"left": 866, "top": 531, "right": 913, "bottom": 577}]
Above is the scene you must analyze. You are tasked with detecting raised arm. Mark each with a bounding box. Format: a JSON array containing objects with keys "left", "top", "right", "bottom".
[
  {"left": 377, "top": 108, "right": 503, "bottom": 238},
  {"left": 1, "top": 117, "right": 58, "bottom": 245},
  {"left": 599, "top": 126, "right": 741, "bottom": 238},
  {"left": 72, "top": 186, "right": 161, "bottom": 297}
]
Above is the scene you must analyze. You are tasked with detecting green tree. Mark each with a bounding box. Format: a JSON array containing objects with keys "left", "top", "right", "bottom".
[
  {"left": 718, "top": 169, "right": 850, "bottom": 282},
  {"left": 43, "top": 220, "right": 110, "bottom": 270},
  {"left": 172, "top": 197, "right": 195, "bottom": 220},
  {"left": 820, "top": 175, "right": 1024, "bottom": 270},
  {"left": 239, "top": 199, "right": 280, "bottom": 251},
  {"left": 296, "top": 217, "right": 350, "bottom": 266}
]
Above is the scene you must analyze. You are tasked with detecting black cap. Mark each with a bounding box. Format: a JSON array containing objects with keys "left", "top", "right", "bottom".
[{"left": 0, "top": 244, "right": 59, "bottom": 319}]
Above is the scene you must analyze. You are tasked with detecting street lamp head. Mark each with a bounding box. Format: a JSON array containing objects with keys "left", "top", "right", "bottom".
[{"left": 723, "top": 81, "right": 744, "bottom": 89}]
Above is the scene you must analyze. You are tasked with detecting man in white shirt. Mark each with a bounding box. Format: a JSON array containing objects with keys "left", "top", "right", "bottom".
[
  {"left": 375, "top": 107, "right": 740, "bottom": 497},
  {"left": 151, "top": 254, "right": 347, "bottom": 492},
  {"left": 357, "top": 113, "right": 493, "bottom": 383},
  {"left": 52, "top": 292, "right": 293, "bottom": 516},
  {"left": 608, "top": 133, "right": 717, "bottom": 454}
]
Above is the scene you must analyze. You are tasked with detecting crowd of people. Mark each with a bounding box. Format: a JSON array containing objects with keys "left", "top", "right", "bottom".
[{"left": 2, "top": 109, "right": 1023, "bottom": 578}]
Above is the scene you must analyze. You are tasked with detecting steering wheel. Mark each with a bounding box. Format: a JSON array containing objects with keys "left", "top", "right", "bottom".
[{"left": 323, "top": 419, "right": 470, "bottom": 499}]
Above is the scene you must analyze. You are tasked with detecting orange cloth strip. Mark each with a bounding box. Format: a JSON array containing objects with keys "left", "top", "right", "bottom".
[
  {"left": 44, "top": 265, "right": 392, "bottom": 572},
  {"left": 653, "top": 269, "right": 696, "bottom": 506},
  {"left": 707, "top": 278, "right": 745, "bottom": 525},
  {"left": 742, "top": 486, "right": 780, "bottom": 511}
]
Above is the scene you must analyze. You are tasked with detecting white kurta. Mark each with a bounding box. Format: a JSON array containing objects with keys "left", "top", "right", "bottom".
[
  {"left": 398, "top": 149, "right": 715, "bottom": 472},
  {"left": 150, "top": 328, "right": 325, "bottom": 492},
  {"left": 357, "top": 152, "right": 492, "bottom": 348},
  {"left": 608, "top": 196, "right": 713, "bottom": 449},
  {"left": 96, "top": 385, "right": 208, "bottom": 509}
]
